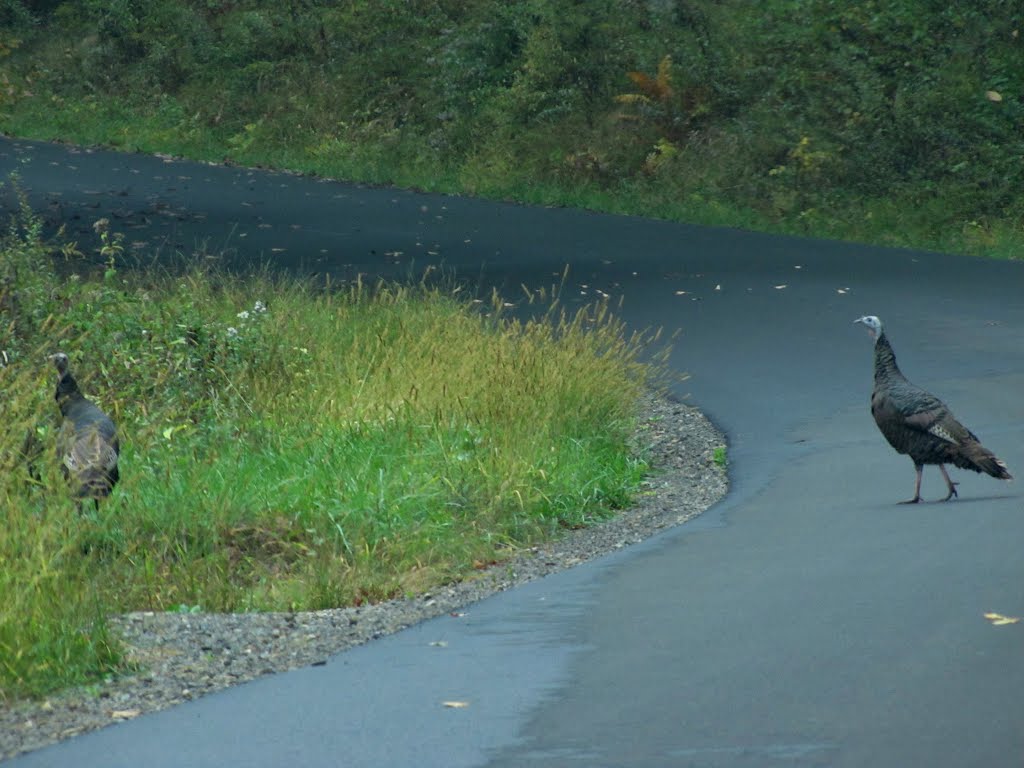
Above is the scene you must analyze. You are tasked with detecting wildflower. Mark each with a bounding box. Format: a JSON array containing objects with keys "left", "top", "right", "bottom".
[
  {"left": 92, "top": 218, "right": 110, "bottom": 234},
  {"left": 253, "top": 300, "right": 267, "bottom": 314},
  {"left": 237, "top": 310, "right": 250, "bottom": 320},
  {"left": 227, "top": 327, "right": 239, "bottom": 339}
]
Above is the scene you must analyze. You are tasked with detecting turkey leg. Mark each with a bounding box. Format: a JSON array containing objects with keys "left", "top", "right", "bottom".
[
  {"left": 938, "top": 464, "right": 959, "bottom": 501},
  {"left": 900, "top": 462, "right": 924, "bottom": 504}
]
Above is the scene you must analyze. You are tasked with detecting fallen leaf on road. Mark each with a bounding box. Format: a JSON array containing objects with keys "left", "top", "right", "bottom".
[{"left": 984, "top": 612, "right": 1020, "bottom": 626}]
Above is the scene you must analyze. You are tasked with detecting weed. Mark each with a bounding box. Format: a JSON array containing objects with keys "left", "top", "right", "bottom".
[{"left": 713, "top": 446, "right": 727, "bottom": 468}]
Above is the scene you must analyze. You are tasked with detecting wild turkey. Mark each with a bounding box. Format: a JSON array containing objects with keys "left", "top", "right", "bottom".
[
  {"left": 51, "top": 352, "right": 120, "bottom": 510},
  {"left": 854, "top": 315, "right": 1011, "bottom": 503}
]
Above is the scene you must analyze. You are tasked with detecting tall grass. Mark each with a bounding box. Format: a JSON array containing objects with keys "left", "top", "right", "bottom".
[
  {"left": 0, "top": 198, "right": 661, "bottom": 699},
  {"left": 1, "top": 362, "right": 123, "bottom": 699}
]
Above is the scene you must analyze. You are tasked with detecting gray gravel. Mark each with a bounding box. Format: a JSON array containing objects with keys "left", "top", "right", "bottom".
[{"left": 0, "top": 393, "right": 727, "bottom": 762}]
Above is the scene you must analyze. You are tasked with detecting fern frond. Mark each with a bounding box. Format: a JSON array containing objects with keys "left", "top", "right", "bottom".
[
  {"left": 656, "top": 55, "right": 674, "bottom": 92},
  {"left": 625, "top": 57, "right": 674, "bottom": 102},
  {"left": 625, "top": 70, "right": 660, "bottom": 98},
  {"left": 614, "top": 94, "right": 651, "bottom": 105}
]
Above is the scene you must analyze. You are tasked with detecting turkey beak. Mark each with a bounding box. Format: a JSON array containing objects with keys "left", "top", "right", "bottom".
[{"left": 853, "top": 317, "right": 874, "bottom": 339}]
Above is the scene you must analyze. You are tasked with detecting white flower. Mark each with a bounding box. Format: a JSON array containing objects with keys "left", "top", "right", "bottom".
[
  {"left": 253, "top": 300, "right": 267, "bottom": 314},
  {"left": 227, "top": 327, "right": 240, "bottom": 339},
  {"left": 237, "top": 310, "right": 250, "bottom": 320}
]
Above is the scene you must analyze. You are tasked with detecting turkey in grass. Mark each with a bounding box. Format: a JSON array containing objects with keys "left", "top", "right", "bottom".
[
  {"left": 854, "top": 316, "right": 1011, "bottom": 503},
  {"left": 51, "top": 352, "right": 120, "bottom": 510}
]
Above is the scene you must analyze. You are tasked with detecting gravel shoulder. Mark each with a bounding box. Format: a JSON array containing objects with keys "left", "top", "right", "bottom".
[{"left": 0, "top": 393, "right": 728, "bottom": 761}]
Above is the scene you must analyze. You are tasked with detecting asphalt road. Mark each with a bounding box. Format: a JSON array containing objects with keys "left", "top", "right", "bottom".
[{"left": 3, "top": 137, "right": 1024, "bottom": 767}]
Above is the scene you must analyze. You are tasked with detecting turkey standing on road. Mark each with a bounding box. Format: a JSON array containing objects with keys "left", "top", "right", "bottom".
[
  {"left": 854, "top": 316, "right": 1011, "bottom": 503},
  {"left": 51, "top": 352, "right": 120, "bottom": 510}
]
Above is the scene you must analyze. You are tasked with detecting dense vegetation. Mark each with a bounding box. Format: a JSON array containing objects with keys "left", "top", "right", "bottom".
[
  {"left": 0, "top": 192, "right": 657, "bottom": 698},
  {"left": 1, "top": 1, "right": 1021, "bottom": 257}
]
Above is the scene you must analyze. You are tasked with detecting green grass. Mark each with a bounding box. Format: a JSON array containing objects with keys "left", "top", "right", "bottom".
[
  {"left": 1, "top": 464, "right": 122, "bottom": 700},
  {"left": 0, "top": 196, "right": 663, "bottom": 700},
  {"left": 8, "top": 92, "right": 1013, "bottom": 260}
]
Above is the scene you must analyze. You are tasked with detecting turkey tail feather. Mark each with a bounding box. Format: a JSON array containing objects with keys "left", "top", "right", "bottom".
[
  {"left": 74, "top": 467, "right": 118, "bottom": 499},
  {"left": 957, "top": 442, "right": 1013, "bottom": 480}
]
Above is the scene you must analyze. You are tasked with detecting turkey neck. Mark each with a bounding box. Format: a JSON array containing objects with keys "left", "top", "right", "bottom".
[
  {"left": 872, "top": 332, "right": 906, "bottom": 386},
  {"left": 55, "top": 374, "right": 85, "bottom": 415}
]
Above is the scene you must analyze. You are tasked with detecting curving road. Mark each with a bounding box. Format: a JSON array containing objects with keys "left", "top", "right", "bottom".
[{"left": 3, "top": 137, "right": 1024, "bottom": 767}]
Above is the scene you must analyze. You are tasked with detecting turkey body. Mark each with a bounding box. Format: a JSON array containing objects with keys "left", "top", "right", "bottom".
[
  {"left": 51, "top": 352, "right": 120, "bottom": 508},
  {"left": 855, "top": 316, "right": 1011, "bottom": 503}
]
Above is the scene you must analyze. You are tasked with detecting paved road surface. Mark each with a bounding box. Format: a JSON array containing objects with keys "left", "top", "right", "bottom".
[{"left": 3, "top": 138, "right": 1023, "bottom": 767}]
